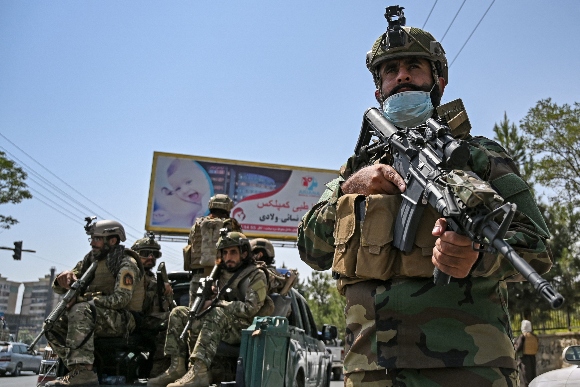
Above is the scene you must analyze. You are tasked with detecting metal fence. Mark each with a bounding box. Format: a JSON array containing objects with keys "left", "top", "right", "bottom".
[{"left": 511, "top": 309, "right": 580, "bottom": 333}]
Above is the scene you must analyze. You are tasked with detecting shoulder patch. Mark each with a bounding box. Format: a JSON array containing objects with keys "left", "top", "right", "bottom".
[{"left": 119, "top": 269, "right": 135, "bottom": 290}]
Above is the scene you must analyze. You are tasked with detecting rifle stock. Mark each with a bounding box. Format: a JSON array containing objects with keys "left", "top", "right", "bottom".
[
  {"left": 356, "top": 107, "right": 564, "bottom": 309},
  {"left": 29, "top": 260, "right": 99, "bottom": 351}
]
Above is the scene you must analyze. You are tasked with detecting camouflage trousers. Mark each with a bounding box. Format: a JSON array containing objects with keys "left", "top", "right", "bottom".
[
  {"left": 344, "top": 367, "right": 519, "bottom": 387},
  {"left": 46, "top": 302, "right": 135, "bottom": 367},
  {"left": 164, "top": 305, "right": 248, "bottom": 369}
]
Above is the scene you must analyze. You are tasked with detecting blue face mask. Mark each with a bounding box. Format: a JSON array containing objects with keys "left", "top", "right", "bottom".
[{"left": 382, "top": 90, "right": 434, "bottom": 128}]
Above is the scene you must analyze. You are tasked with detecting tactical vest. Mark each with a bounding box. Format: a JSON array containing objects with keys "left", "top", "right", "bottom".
[
  {"left": 332, "top": 193, "right": 439, "bottom": 285},
  {"left": 218, "top": 263, "right": 274, "bottom": 317},
  {"left": 83, "top": 255, "right": 144, "bottom": 313},
  {"left": 85, "top": 259, "right": 116, "bottom": 296},
  {"left": 523, "top": 332, "right": 539, "bottom": 355}
]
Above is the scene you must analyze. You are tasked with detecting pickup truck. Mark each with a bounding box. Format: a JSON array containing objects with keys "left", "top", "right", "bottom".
[{"left": 38, "top": 268, "right": 337, "bottom": 387}]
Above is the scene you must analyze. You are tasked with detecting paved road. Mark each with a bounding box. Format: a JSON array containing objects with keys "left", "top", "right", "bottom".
[{"left": 0, "top": 372, "right": 38, "bottom": 387}]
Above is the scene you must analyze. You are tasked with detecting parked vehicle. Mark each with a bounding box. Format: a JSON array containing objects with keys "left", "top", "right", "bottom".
[
  {"left": 530, "top": 345, "right": 580, "bottom": 386},
  {"left": 0, "top": 341, "right": 42, "bottom": 376},
  {"left": 325, "top": 337, "right": 344, "bottom": 381}
]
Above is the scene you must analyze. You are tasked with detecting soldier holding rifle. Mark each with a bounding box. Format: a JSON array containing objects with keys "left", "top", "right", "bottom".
[
  {"left": 132, "top": 233, "right": 175, "bottom": 377},
  {"left": 148, "top": 230, "right": 269, "bottom": 387},
  {"left": 45, "top": 219, "right": 144, "bottom": 387},
  {"left": 298, "top": 5, "right": 555, "bottom": 387}
]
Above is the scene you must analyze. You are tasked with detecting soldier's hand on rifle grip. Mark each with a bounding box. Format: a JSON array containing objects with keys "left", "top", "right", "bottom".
[
  {"left": 431, "top": 218, "right": 479, "bottom": 278},
  {"left": 342, "top": 164, "right": 407, "bottom": 195},
  {"left": 56, "top": 271, "right": 77, "bottom": 290}
]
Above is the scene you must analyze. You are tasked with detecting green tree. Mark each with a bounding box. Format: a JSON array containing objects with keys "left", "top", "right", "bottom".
[
  {"left": 16, "top": 329, "right": 35, "bottom": 345},
  {"left": 0, "top": 151, "right": 32, "bottom": 229},
  {"left": 302, "top": 271, "right": 346, "bottom": 340},
  {"left": 519, "top": 99, "right": 580, "bottom": 206},
  {"left": 493, "top": 112, "right": 534, "bottom": 183}
]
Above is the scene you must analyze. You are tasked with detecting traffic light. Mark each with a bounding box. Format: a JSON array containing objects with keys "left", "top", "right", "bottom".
[{"left": 13, "top": 241, "right": 22, "bottom": 260}]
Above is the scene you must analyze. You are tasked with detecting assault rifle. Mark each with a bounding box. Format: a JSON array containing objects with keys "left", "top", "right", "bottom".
[
  {"left": 180, "top": 263, "right": 221, "bottom": 340},
  {"left": 156, "top": 262, "right": 175, "bottom": 312},
  {"left": 355, "top": 107, "right": 564, "bottom": 309},
  {"left": 28, "top": 259, "right": 99, "bottom": 351}
]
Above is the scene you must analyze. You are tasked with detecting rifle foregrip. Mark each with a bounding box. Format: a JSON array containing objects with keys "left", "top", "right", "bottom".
[{"left": 433, "top": 268, "right": 451, "bottom": 286}]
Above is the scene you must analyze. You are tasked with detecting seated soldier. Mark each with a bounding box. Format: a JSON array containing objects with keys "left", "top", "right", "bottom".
[
  {"left": 132, "top": 233, "right": 175, "bottom": 378},
  {"left": 46, "top": 220, "right": 144, "bottom": 387},
  {"left": 148, "top": 230, "right": 270, "bottom": 387},
  {"left": 250, "top": 238, "right": 297, "bottom": 296}
]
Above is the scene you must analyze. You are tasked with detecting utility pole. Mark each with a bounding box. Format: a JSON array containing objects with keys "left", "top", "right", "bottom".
[{"left": 0, "top": 241, "right": 36, "bottom": 259}]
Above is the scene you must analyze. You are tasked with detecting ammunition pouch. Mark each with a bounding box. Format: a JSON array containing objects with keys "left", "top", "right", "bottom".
[{"left": 332, "top": 194, "right": 439, "bottom": 282}]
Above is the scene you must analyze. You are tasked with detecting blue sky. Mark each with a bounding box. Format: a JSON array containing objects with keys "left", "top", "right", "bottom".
[{"left": 1, "top": 1, "right": 579, "bottom": 286}]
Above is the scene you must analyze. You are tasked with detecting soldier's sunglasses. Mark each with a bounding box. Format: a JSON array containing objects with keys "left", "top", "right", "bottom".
[{"left": 138, "top": 250, "right": 161, "bottom": 258}]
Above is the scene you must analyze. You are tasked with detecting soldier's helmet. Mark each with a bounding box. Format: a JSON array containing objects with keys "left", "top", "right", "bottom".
[
  {"left": 131, "top": 234, "right": 162, "bottom": 257},
  {"left": 366, "top": 6, "right": 448, "bottom": 89},
  {"left": 86, "top": 219, "right": 127, "bottom": 242},
  {"left": 250, "top": 238, "right": 275, "bottom": 261},
  {"left": 208, "top": 194, "right": 234, "bottom": 212},
  {"left": 216, "top": 228, "right": 251, "bottom": 255}
]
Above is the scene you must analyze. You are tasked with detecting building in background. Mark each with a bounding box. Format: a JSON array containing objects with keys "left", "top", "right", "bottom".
[
  {"left": 0, "top": 274, "right": 20, "bottom": 315},
  {"left": 20, "top": 267, "right": 60, "bottom": 330}
]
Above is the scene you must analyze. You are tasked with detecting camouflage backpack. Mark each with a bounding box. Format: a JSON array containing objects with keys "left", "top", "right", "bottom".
[{"left": 183, "top": 217, "right": 242, "bottom": 270}]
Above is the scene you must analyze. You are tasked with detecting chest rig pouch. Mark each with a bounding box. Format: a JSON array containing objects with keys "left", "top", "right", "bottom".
[{"left": 332, "top": 193, "right": 439, "bottom": 281}]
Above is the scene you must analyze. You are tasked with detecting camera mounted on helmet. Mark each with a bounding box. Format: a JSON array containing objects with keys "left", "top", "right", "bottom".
[{"left": 383, "top": 6, "right": 406, "bottom": 49}]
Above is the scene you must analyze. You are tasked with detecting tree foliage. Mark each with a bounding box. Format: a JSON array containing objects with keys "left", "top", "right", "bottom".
[
  {"left": 493, "top": 112, "right": 534, "bottom": 183},
  {"left": 494, "top": 103, "right": 580, "bottom": 326},
  {"left": 0, "top": 151, "right": 32, "bottom": 229},
  {"left": 301, "top": 271, "right": 346, "bottom": 340},
  {"left": 519, "top": 99, "right": 580, "bottom": 206}
]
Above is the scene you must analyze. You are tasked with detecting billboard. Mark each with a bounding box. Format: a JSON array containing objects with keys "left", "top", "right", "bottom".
[{"left": 145, "top": 152, "right": 338, "bottom": 240}]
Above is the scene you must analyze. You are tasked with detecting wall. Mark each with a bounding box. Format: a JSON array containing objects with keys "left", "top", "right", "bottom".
[{"left": 537, "top": 333, "right": 580, "bottom": 375}]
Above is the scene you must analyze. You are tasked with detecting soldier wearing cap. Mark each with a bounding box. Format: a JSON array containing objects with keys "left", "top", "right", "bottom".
[
  {"left": 46, "top": 220, "right": 144, "bottom": 387},
  {"left": 148, "top": 230, "right": 269, "bottom": 387},
  {"left": 132, "top": 233, "right": 174, "bottom": 378},
  {"left": 297, "top": 5, "right": 552, "bottom": 386}
]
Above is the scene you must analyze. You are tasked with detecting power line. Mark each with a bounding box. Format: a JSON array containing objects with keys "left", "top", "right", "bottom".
[
  {"left": 440, "top": 0, "right": 467, "bottom": 43},
  {"left": 0, "top": 132, "right": 146, "bottom": 237},
  {"left": 422, "top": 0, "right": 438, "bottom": 29},
  {"left": 450, "top": 0, "right": 496, "bottom": 68}
]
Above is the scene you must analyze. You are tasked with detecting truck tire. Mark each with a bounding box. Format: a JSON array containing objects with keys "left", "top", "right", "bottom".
[
  {"left": 11, "top": 363, "right": 22, "bottom": 377},
  {"left": 333, "top": 368, "right": 341, "bottom": 381},
  {"left": 294, "top": 369, "right": 305, "bottom": 387}
]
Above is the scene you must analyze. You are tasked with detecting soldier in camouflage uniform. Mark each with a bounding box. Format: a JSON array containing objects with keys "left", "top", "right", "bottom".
[
  {"left": 148, "top": 230, "right": 268, "bottom": 387},
  {"left": 250, "top": 238, "right": 297, "bottom": 296},
  {"left": 132, "top": 233, "right": 174, "bottom": 378},
  {"left": 183, "top": 194, "right": 242, "bottom": 300},
  {"left": 46, "top": 220, "right": 145, "bottom": 387},
  {"left": 297, "top": 6, "right": 552, "bottom": 387}
]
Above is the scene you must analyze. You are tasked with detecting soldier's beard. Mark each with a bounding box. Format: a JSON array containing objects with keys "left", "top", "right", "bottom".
[{"left": 92, "top": 244, "right": 110, "bottom": 260}]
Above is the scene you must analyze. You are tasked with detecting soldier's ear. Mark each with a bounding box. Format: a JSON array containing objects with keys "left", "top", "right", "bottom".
[{"left": 438, "top": 77, "right": 446, "bottom": 95}]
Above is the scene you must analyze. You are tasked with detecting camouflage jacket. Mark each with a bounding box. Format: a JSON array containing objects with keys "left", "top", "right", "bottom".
[
  {"left": 54, "top": 245, "right": 144, "bottom": 311},
  {"left": 297, "top": 133, "right": 552, "bottom": 371}
]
